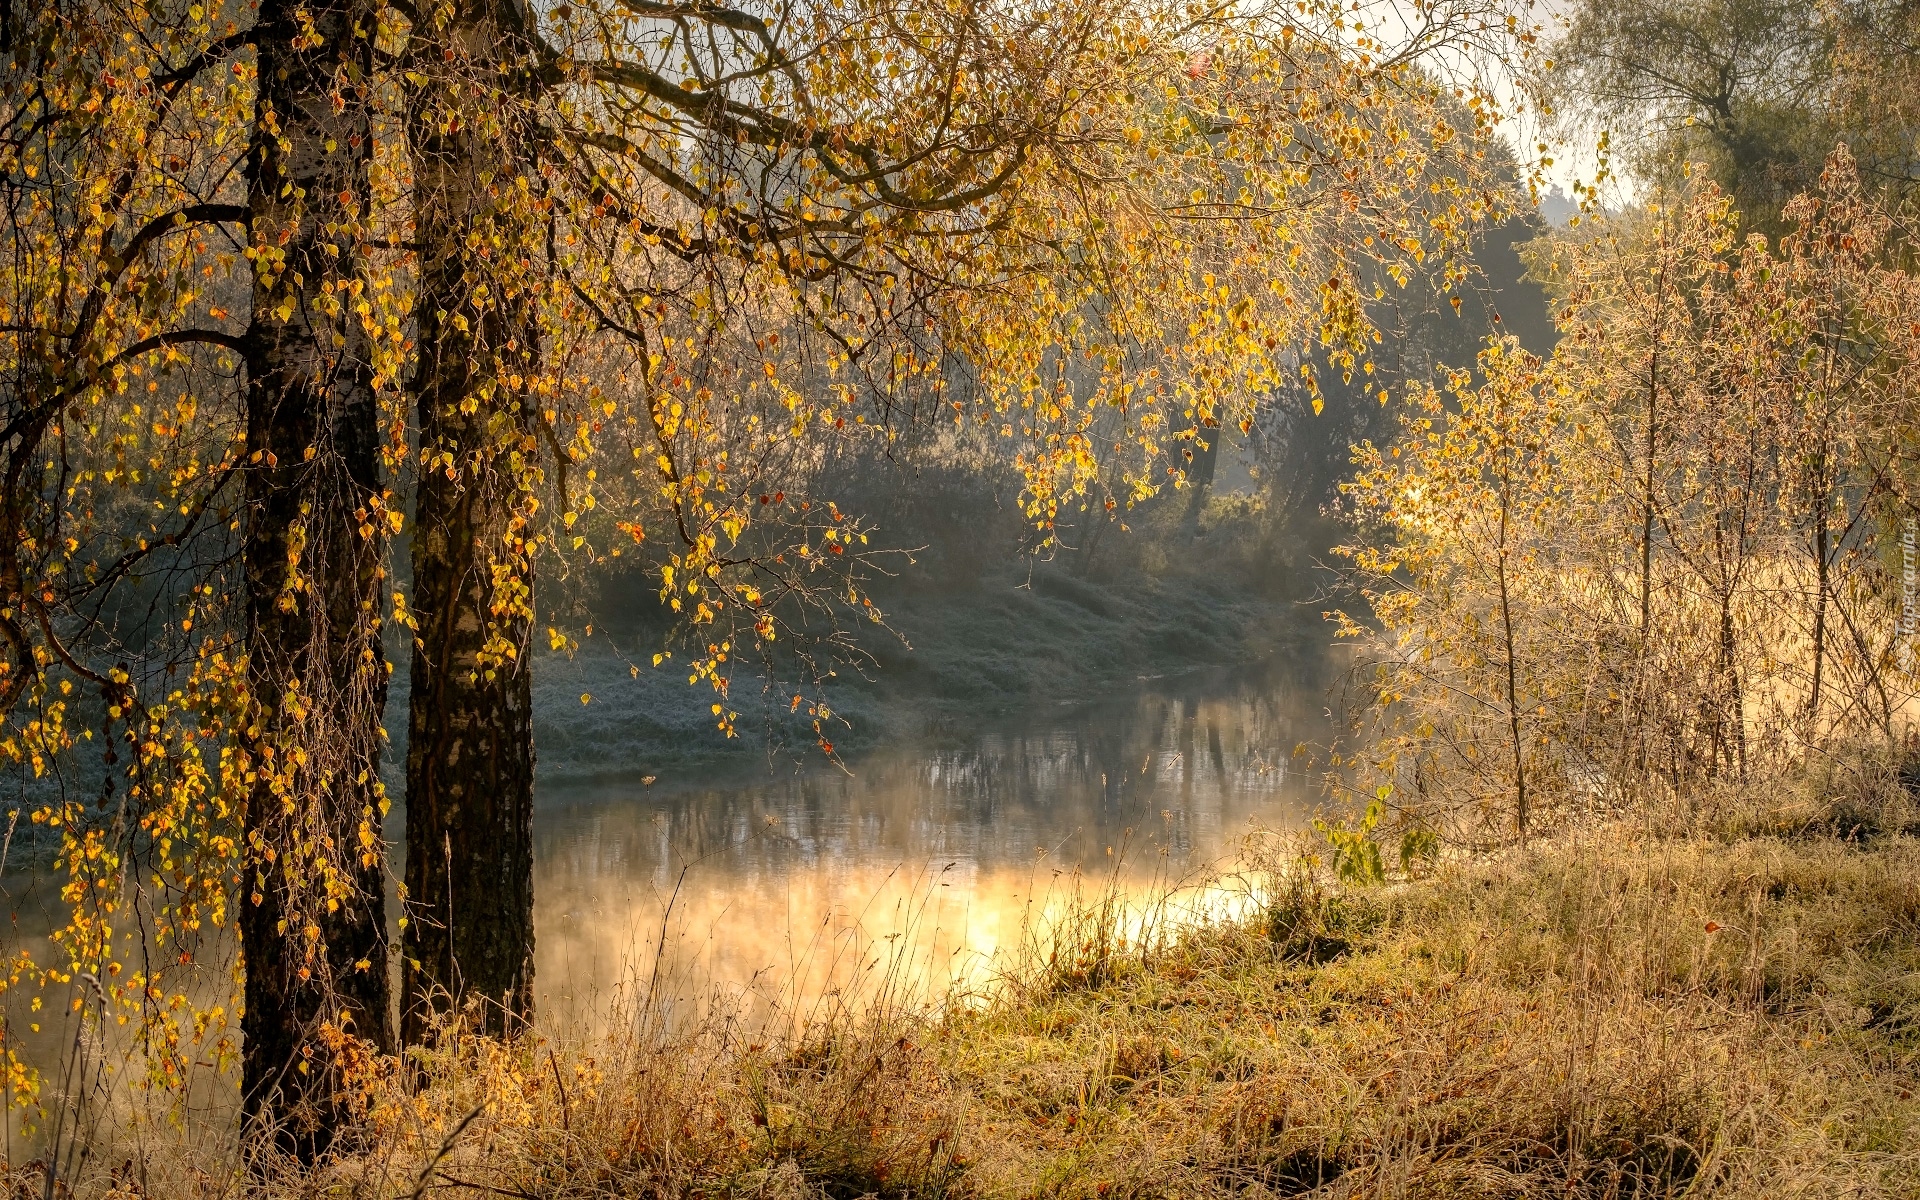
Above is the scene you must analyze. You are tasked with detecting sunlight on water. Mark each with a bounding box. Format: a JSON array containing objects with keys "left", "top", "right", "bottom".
[
  {"left": 533, "top": 664, "right": 1325, "bottom": 1026},
  {"left": 0, "top": 660, "right": 1329, "bottom": 1135}
]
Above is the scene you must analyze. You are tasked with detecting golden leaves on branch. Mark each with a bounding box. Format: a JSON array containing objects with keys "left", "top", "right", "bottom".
[{"left": 1332, "top": 148, "right": 1920, "bottom": 847}]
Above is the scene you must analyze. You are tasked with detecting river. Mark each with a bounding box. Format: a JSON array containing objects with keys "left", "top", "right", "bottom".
[
  {"left": 532, "top": 657, "right": 1327, "bottom": 1027},
  {"left": 0, "top": 654, "right": 1329, "bottom": 1134}
]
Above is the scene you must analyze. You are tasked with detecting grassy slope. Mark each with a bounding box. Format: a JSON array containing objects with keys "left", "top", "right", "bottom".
[
  {"left": 298, "top": 761, "right": 1920, "bottom": 1200},
  {"left": 940, "top": 811, "right": 1918, "bottom": 1197}
]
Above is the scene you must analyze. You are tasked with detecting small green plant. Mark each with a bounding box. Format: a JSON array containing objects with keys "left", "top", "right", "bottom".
[
  {"left": 1399, "top": 826, "right": 1440, "bottom": 874},
  {"left": 1314, "top": 788, "right": 1389, "bottom": 886},
  {"left": 1315, "top": 786, "right": 1441, "bottom": 886}
]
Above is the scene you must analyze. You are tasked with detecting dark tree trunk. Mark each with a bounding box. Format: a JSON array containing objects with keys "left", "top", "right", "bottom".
[
  {"left": 1638, "top": 373, "right": 1657, "bottom": 642},
  {"left": 240, "top": 0, "right": 391, "bottom": 1158},
  {"left": 399, "top": 0, "right": 542, "bottom": 1044},
  {"left": 1179, "top": 423, "right": 1220, "bottom": 540},
  {"left": 399, "top": 389, "right": 538, "bottom": 1040},
  {"left": 1631, "top": 257, "right": 1664, "bottom": 782},
  {"left": 1496, "top": 483, "right": 1527, "bottom": 844},
  {"left": 1718, "top": 585, "right": 1746, "bottom": 776},
  {"left": 1807, "top": 467, "right": 1829, "bottom": 728}
]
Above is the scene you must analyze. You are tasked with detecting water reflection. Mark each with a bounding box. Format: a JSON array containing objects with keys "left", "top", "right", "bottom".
[
  {"left": 534, "top": 660, "right": 1324, "bottom": 1024},
  {"left": 0, "top": 657, "right": 1329, "bottom": 1117}
]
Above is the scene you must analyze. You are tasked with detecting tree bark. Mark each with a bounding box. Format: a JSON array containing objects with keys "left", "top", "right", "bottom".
[
  {"left": 399, "top": 389, "right": 538, "bottom": 1041},
  {"left": 1639, "top": 329, "right": 1658, "bottom": 641},
  {"left": 1179, "top": 422, "right": 1220, "bottom": 540},
  {"left": 1807, "top": 464, "right": 1829, "bottom": 728},
  {"left": 399, "top": 0, "right": 543, "bottom": 1044},
  {"left": 240, "top": 0, "right": 392, "bottom": 1157},
  {"left": 1716, "top": 585, "right": 1745, "bottom": 776},
  {"left": 1633, "top": 250, "right": 1664, "bottom": 780},
  {"left": 1496, "top": 481, "right": 1528, "bottom": 844}
]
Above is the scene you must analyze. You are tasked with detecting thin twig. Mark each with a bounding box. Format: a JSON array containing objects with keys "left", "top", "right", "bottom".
[
  {"left": 402, "top": 1103, "right": 486, "bottom": 1200},
  {"left": 547, "top": 1048, "right": 570, "bottom": 1136}
]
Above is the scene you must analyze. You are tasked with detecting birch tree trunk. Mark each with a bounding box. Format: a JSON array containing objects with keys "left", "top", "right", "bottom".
[
  {"left": 400, "top": 0, "right": 542, "bottom": 1043},
  {"left": 240, "top": 0, "right": 392, "bottom": 1154}
]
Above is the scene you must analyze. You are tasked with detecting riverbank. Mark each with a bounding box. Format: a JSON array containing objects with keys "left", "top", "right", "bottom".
[{"left": 229, "top": 752, "right": 1919, "bottom": 1199}]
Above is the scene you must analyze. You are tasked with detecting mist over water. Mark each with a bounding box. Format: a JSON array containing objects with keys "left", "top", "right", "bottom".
[
  {"left": 532, "top": 655, "right": 1331, "bottom": 1025},
  {"left": 0, "top": 654, "right": 1332, "bottom": 1124}
]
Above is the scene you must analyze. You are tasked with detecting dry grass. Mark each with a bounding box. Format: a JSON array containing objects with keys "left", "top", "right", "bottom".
[{"left": 20, "top": 755, "right": 1920, "bottom": 1198}]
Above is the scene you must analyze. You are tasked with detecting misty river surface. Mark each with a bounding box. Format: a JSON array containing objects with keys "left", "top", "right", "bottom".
[
  {"left": 0, "top": 657, "right": 1330, "bottom": 1117},
  {"left": 531, "top": 658, "right": 1329, "bottom": 1024}
]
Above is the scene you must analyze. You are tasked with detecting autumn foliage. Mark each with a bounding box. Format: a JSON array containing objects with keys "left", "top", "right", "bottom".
[
  {"left": 1335, "top": 148, "right": 1920, "bottom": 848},
  {"left": 0, "top": 0, "right": 1548, "bottom": 1164}
]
